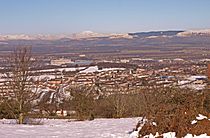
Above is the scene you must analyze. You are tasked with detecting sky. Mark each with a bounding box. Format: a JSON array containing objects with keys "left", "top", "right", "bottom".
[{"left": 0, "top": 0, "right": 210, "bottom": 34}]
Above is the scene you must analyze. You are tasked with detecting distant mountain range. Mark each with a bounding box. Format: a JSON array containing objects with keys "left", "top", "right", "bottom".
[
  {"left": 0, "top": 31, "right": 133, "bottom": 41},
  {"left": 1, "top": 29, "right": 210, "bottom": 41},
  {"left": 177, "top": 29, "right": 210, "bottom": 37}
]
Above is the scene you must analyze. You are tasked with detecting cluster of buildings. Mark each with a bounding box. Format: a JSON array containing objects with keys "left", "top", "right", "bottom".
[
  {"left": 0, "top": 58, "right": 209, "bottom": 97},
  {"left": 27, "top": 60, "right": 210, "bottom": 101},
  {"left": 0, "top": 57, "right": 209, "bottom": 116}
]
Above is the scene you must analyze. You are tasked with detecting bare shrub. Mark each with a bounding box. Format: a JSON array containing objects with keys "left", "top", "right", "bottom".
[
  {"left": 2, "top": 47, "right": 39, "bottom": 124},
  {"left": 139, "top": 87, "right": 210, "bottom": 137},
  {"left": 70, "top": 91, "right": 95, "bottom": 121}
]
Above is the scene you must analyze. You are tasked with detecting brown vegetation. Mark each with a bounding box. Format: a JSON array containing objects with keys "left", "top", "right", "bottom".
[{"left": 139, "top": 88, "right": 210, "bottom": 137}]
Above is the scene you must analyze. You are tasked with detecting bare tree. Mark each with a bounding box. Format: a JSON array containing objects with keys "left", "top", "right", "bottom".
[{"left": 5, "top": 47, "right": 37, "bottom": 124}]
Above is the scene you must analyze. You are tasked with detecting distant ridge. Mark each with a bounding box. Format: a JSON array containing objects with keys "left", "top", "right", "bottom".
[
  {"left": 177, "top": 29, "right": 210, "bottom": 37},
  {"left": 1, "top": 29, "right": 210, "bottom": 41},
  {"left": 128, "top": 31, "right": 184, "bottom": 37}
]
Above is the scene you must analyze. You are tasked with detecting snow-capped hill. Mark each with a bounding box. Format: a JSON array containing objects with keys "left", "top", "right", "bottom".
[
  {"left": 34, "top": 34, "right": 71, "bottom": 40},
  {"left": 71, "top": 31, "right": 108, "bottom": 39},
  {"left": 0, "top": 34, "right": 34, "bottom": 40},
  {"left": 177, "top": 29, "right": 210, "bottom": 37},
  {"left": 71, "top": 31, "right": 133, "bottom": 39},
  {"left": 0, "top": 32, "right": 133, "bottom": 40},
  {"left": 0, "top": 34, "right": 72, "bottom": 41},
  {"left": 109, "top": 34, "right": 133, "bottom": 39}
]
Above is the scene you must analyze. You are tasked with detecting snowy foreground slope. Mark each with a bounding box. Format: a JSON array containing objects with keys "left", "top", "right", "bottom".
[{"left": 0, "top": 118, "right": 139, "bottom": 138}]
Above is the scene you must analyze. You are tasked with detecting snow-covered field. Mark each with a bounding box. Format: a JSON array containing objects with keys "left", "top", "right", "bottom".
[{"left": 0, "top": 118, "right": 139, "bottom": 138}]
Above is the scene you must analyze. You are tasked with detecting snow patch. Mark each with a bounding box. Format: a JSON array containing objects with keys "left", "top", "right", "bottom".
[
  {"left": 196, "top": 114, "right": 208, "bottom": 120},
  {"left": 0, "top": 118, "right": 140, "bottom": 138}
]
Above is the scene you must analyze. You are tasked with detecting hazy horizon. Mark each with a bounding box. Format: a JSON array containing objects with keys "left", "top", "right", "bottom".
[
  {"left": 0, "top": 29, "right": 192, "bottom": 36},
  {"left": 1, "top": 0, "right": 210, "bottom": 34}
]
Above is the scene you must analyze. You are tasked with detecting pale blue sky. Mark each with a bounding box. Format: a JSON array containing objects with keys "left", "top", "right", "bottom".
[{"left": 0, "top": 0, "right": 210, "bottom": 34}]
